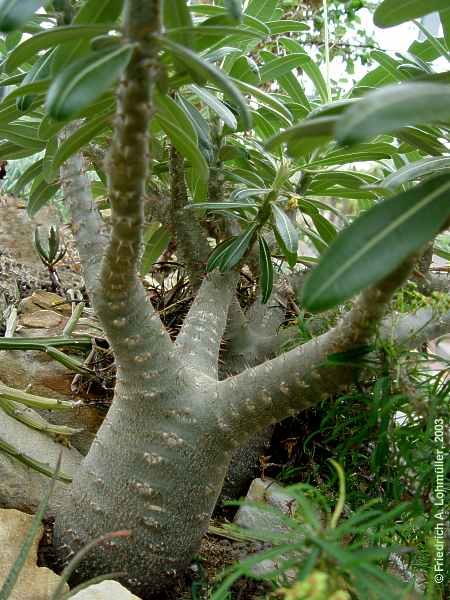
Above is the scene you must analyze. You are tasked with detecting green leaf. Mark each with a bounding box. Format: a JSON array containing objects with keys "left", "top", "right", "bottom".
[
  {"left": 0, "top": 141, "right": 38, "bottom": 159},
  {"left": 336, "top": 83, "right": 450, "bottom": 145},
  {"left": 0, "top": 122, "right": 45, "bottom": 151},
  {"left": 267, "top": 20, "right": 309, "bottom": 35},
  {"left": 140, "top": 225, "right": 172, "bottom": 276},
  {"left": 155, "top": 92, "right": 197, "bottom": 143},
  {"left": 224, "top": 0, "right": 243, "bottom": 23},
  {"left": 42, "top": 137, "right": 58, "bottom": 183},
  {"left": 441, "top": 8, "right": 450, "bottom": 50},
  {"left": 12, "top": 158, "right": 43, "bottom": 194},
  {"left": 46, "top": 45, "right": 134, "bottom": 121},
  {"left": 301, "top": 205, "right": 337, "bottom": 244},
  {"left": 381, "top": 157, "right": 450, "bottom": 189},
  {"left": 27, "top": 175, "right": 59, "bottom": 217},
  {"left": 271, "top": 204, "right": 298, "bottom": 267},
  {"left": 302, "top": 175, "right": 450, "bottom": 312},
  {"left": 0, "top": 0, "right": 44, "bottom": 32},
  {"left": 220, "top": 224, "right": 258, "bottom": 271},
  {"left": 155, "top": 113, "right": 209, "bottom": 182},
  {"left": 163, "top": 0, "right": 194, "bottom": 56},
  {"left": 160, "top": 37, "right": 252, "bottom": 130},
  {"left": 307, "top": 143, "right": 397, "bottom": 168},
  {"left": 52, "top": 0, "right": 124, "bottom": 74},
  {"left": 245, "top": 0, "right": 276, "bottom": 21},
  {"left": 258, "top": 236, "right": 273, "bottom": 304},
  {"left": 4, "top": 24, "right": 112, "bottom": 73},
  {"left": 260, "top": 54, "right": 306, "bottom": 83},
  {"left": 265, "top": 116, "right": 336, "bottom": 154},
  {"left": 280, "top": 38, "right": 329, "bottom": 103},
  {"left": 229, "top": 56, "right": 260, "bottom": 85},
  {"left": 230, "top": 77, "right": 292, "bottom": 122},
  {"left": 207, "top": 237, "right": 238, "bottom": 272},
  {"left": 208, "top": 225, "right": 258, "bottom": 272},
  {"left": 16, "top": 49, "right": 53, "bottom": 112},
  {"left": 189, "top": 85, "right": 237, "bottom": 130},
  {"left": 189, "top": 201, "right": 258, "bottom": 211},
  {"left": 51, "top": 113, "right": 113, "bottom": 175},
  {"left": 374, "top": 0, "right": 450, "bottom": 28}
]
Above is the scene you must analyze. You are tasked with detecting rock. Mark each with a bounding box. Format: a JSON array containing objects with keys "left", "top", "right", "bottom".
[
  {"left": 69, "top": 580, "right": 142, "bottom": 599},
  {"left": 20, "top": 290, "right": 72, "bottom": 315},
  {"left": 22, "top": 310, "right": 64, "bottom": 329},
  {"left": 233, "top": 478, "right": 300, "bottom": 580},
  {"left": 0, "top": 408, "right": 82, "bottom": 513},
  {"left": 0, "top": 508, "right": 68, "bottom": 599},
  {"left": 234, "top": 478, "right": 297, "bottom": 532}
]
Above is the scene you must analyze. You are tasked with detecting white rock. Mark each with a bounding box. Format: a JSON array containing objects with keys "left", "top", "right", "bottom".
[
  {"left": 69, "top": 580, "right": 142, "bottom": 599},
  {"left": 234, "top": 477, "right": 296, "bottom": 532},
  {"left": 233, "top": 478, "right": 300, "bottom": 580},
  {"left": 0, "top": 508, "right": 68, "bottom": 600},
  {"left": 0, "top": 409, "right": 82, "bottom": 513}
]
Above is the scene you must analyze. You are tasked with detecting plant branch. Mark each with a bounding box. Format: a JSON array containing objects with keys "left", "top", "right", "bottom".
[
  {"left": 217, "top": 255, "right": 418, "bottom": 447},
  {"left": 92, "top": 0, "right": 174, "bottom": 372},
  {"left": 168, "top": 145, "right": 210, "bottom": 288},
  {"left": 61, "top": 148, "right": 107, "bottom": 296},
  {"left": 381, "top": 307, "right": 450, "bottom": 349},
  {"left": 176, "top": 271, "right": 239, "bottom": 378}
]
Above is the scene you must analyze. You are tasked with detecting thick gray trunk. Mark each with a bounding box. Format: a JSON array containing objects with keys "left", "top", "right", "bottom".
[{"left": 53, "top": 376, "right": 230, "bottom": 597}]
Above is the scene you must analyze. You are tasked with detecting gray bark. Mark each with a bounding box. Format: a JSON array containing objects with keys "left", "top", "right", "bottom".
[{"left": 48, "top": 1, "right": 450, "bottom": 597}]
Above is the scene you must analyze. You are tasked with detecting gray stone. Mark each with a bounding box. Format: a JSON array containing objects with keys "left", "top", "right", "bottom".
[
  {"left": 0, "top": 508, "right": 68, "bottom": 600},
  {"left": 234, "top": 477, "right": 297, "bottom": 533},
  {"left": 234, "top": 478, "right": 300, "bottom": 580},
  {"left": 0, "top": 408, "right": 82, "bottom": 513},
  {"left": 69, "top": 580, "right": 142, "bottom": 599}
]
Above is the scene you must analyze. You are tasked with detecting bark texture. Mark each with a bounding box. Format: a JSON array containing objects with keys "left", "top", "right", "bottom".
[{"left": 49, "top": 2, "right": 450, "bottom": 597}]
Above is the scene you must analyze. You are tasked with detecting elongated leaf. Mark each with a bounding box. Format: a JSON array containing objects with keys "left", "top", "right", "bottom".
[
  {"left": 307, "top": 143, "right": 397, "bottom": 168},
  {"left": 164, "top": 0, "right": 194, "bottom": 53},
  {"left": 46, "top": 45, "right": 133, "bottom": 121},
  {"left": 267, "top": 20, "right": 309, "bottom": 35},
  {"left": 229, "top": 56, "right": 260, "bottom": 85},
  {"left": 230, "top": 77, "right": 292, "bottom": 122},
  {"left": 4, "top": 80, "right": 50, "bottom": 105},
  {"left": 207, "top": 237, "right": 238, "bottom": 272},
  {"left": 155, "top": 92, "right": 197, "bottom": 143},
  {"left": 224, "top": 0, "right": 243, "bottom": 22},
  {"left": 271, "top": 204, "right": 298, "bottom": 267},
  {"left": 258, "top": 236, "right": 273, "bottom": 304},
  {"left": 336, "top": 83, "right": 450, "bottom": 144},
  {"left": 301, "top": 205, "right": 337, "bottom": 244},
  {"left": 0, "top": 141, "right": 39, "bottom": 159},
  {"left": 302, "top": 175, "right": 450, "bottom": 312},
  {"left": 280, "top": 38, "right": 329, "bottom": 103},
  {"left": 441, "top": 8, "right": 450, "bottom": 50},
  {"left": 208, "top": 226, "right": 258, "bottom": 272},
  {"left": 16, "top": 49, "right": 53, "bottom": 111},
  {"left": 42, "top": 136, "right": 58, "bottom": 183},
  {"left": 374, "top": 0, "right": 449, "bottom": 28},
  {"left": 381, "top": 157, "right": 450, "bottom": 189},
  {"left": 190, "top": 201, "right": 258, "bottom": 211},
  {"left": 0, "top": 0, "right": 44, "bottom": 32},
  {"left": 266, "top": 116, "right": 336, "bottom": 151},
  {"left": 4, "top": 24, "right": 112, "bottom": 73},
  {"left": 140, "top": 225, "right": 172, "bottom": 276},
  {"left": 189, "top": 85, "right": 237, "bottom": 129},
  {"left": 260, "top": 54, "right": 306, "bottom": 83},
  {"left": 27, "top": 176, "right": 59, "bottom": 217},
  {"left": 12, "top": 158, "right": 43, "bottom": 194},
  {"left": 0, "top": 123, "right": 44, "bottom": 151},
  {"left": 52, "top": 0, "right": 124, "bottom": 73},
  {"left": 245, "top": 0, "right": 276, "bottom": 21},
  {"left": 51, "top": 114, "right": 112, "bottom": 175},
  {"left": 156, "top": 113, "right": 209, "bottom": 182},
  {"left": 160, "top": 37, "right": 252, "bottom": 130}
]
